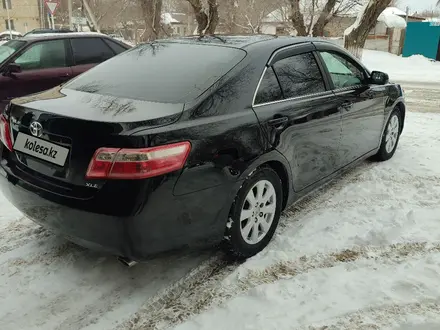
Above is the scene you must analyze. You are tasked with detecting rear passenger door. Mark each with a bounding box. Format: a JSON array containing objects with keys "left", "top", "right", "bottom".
[
  {"left": 69, "top": 37, "right": 117, "bottom": 77},
  {"left": 252, "top": 43, "right": 343, "bottom": 192}
]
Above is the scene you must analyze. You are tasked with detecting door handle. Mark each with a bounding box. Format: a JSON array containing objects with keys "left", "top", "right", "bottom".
[{"left": 268, "top": 116, "right": 288, "bottom": 129}]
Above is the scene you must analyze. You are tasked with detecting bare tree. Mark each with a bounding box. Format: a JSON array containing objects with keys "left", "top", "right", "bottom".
[
  {"left": 312, "top": 0, "right": 362, "bottom": 36},
  {"left": 55, "top": 0, "right": 132, "bottom": 30},
  {"left": 229, "top": 0, "right": 281, "bottom": 33},
  {"left": 311, "top": 0, "right": 338, "bottom": 36},
  {"left": 418, "top": 9, "right": 440, "bottom": 17},
  {"left": 138, "top": 0, "right": 163, "bottom": 41},
  {"left": 288, "top": 0, "right": 308, "bottom": 35},
  {"left": 186, "top": 0, "right": 219, "bottom": 34},
  {"left": 344, "top": 0, "right": 393, "bottom": 58},
  {"left": 286, "top": 0, "right": 363, "bottom": 37}
]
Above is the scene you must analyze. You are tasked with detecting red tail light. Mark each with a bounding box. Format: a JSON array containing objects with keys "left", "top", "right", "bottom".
[
  {"left": 86, "top": 141, "right": 191, "bottom": 180},
  {"left": 0, "top": 114, "right": 13, "bottom": 151}
]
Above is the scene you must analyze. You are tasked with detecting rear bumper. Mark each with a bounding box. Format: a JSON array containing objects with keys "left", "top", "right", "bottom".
[{"left": 0, "top": 159, "right": 235, "bottom": 260}]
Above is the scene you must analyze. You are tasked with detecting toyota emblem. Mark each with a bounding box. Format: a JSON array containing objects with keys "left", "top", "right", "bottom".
[{"left": 29, "top": 121, "right": 43, "bottom": 138}]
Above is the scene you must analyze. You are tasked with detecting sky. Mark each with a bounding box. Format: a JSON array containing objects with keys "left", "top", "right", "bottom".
[{"left": 398, "top": 0, "right": 439, "bottom": 14}]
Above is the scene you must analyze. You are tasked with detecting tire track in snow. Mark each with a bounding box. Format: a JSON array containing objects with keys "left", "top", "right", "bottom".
[
  {"left": 121, "top": 161, "right": 379, "bottom": 330},
  {"left": 52, "top": 252, "right": 211, "bottom": 330},
  {"left": 0, "top": 246, "right": 210, "bottom": 330},
  {"left": 0, "top": 216, "right": 45, "bottom": 255},
  {"left": 126, "top": 242, "right": 440, "bottom": 330},
  {"left": 305, "top": 300, "right": 440, "bottom": 330},
  {"left": 0, "top": 211, "right": 211, "bottom": 330}
]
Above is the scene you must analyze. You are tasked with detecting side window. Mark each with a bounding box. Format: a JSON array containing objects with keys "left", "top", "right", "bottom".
[
  {"left": 272, "top": 53, "right": 326, "bottom": 99},
  {"left": 254, "top": 67, "right": 283, "bottom": 105},
  {"left": 4, "top": 19, "right": 14, "bottom": 30},
  {"left": 14, "top": 40, "right": 67, "bottom": 71},
  {"left": 102, "top": 38, "right": 127, "bottom": 55},
  {"left": 320, "top": 51, "right": 365, "bottom": 89},
  {"left": 70, "top": 38, "right": 114, "bottom": 65}
]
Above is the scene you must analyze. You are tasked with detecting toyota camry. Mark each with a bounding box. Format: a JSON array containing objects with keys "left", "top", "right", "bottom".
[{"left": 0, "top": 35, "right": 405, "bottom": 262}]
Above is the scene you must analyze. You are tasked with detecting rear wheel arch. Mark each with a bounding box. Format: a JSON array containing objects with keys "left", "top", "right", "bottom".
[
  {"left": 237, "top": 153, "right": 292, "bottom": 211},
  {"left": 265, "top": 160, "right": 289, "bottom": 210},
  {"left": 395, "top": 101, "right": 405, "bottom": 132},
  {"left": 218, "top": 151, "right": 292, "bottom": 231}
]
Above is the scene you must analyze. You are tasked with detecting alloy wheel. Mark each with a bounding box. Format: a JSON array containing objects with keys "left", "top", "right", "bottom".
[
  {"left": 385, "top": 114, "right": 400, "bottom": 153},
  {"left": 239, "top": 180, "right": 277, "bottom": 245}
]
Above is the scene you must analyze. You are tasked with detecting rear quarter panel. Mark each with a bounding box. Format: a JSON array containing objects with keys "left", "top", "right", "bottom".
[
  {"left": 132, "top": 56, "right": 269, "bottom": 196},
  {"left": 126, "top": 56, "right": 270, "bottom": 246}
]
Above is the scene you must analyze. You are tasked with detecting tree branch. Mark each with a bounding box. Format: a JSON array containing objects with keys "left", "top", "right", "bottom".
[
  {"left": 312, "top": 0, "right": 338, "bottom": 36},
  {"left": 288, "top": 0, "right": 307, "bottom": 36}
]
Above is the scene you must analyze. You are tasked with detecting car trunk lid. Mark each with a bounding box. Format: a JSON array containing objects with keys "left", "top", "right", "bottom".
[{"left": 5, "top": 87, "right": 184, "bottom": 199}]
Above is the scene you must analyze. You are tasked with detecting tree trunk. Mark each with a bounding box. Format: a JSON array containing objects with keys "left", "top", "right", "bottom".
[
  {"left": 288, "top": 0, "right": 307, "bottom": 36},
  {"left": 344, "top": 0, "right": 392, "bottom": 58},
  {"left": 312, "top": 0, "right": 337, "bottom": 37},
  {"left": 187, "top": 0, "right": 219, "bottom": 35},
  {"left": 226, "top": 0, "right": 239, "bottom": 33},
  {"left": 187, "top": 0, "right": 209, "bottom": 34},
  {"left": 139, "top": 0, "right": 163, "bottom": 42},
  {"left": 205, "top": 0, "right": 219, "bottom": 34}
]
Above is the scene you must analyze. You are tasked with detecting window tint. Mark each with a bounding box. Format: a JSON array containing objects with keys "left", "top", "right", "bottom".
[
  {"left": 71, "top": 38, "right": 114, "bottom": 65},
  {"left": 254, "top": 67, "right": 282, "bottom": 105},
  {"left": 14, "top": 40, "right": 66, "bottom": 70},
  {"left": 320, "top": 51, "right": 365, "bottom": 89},
  {"left": 64, "top": 43, "right": 246, "bottom": 103},
  {"left": 4, "top": 19, "right": 14, "bottom": 30},
  {"left": 0, "top": 40, "right": 24, "bottom": 63},
  {"left": 273, "top": 53, "right": 325, "bottom": 99},
  {"left": 103, "top": 38, "right": 127, "bottom": 54}
]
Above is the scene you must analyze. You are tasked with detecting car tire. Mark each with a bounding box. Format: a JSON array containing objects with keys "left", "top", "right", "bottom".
[
  {"left": 374, "top": 108, "right": 402, "bottom": 161},
  {"left": 223, "top": 166, "right": 282, "bottom": 259}
]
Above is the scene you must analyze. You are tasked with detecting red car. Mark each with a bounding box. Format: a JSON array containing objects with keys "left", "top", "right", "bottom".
[{"left": 0, "top": 32, "right": 130, "bottom": 111}]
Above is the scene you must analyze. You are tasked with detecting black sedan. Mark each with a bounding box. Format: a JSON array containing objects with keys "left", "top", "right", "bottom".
[{"left": 0, "top": 35, "right": 405, "bottom": 262}]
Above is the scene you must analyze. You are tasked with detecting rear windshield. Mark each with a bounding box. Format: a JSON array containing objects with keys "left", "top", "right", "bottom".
[
  {"left": 64, "top": 42, "right": 246, "bottom": 103},
  {"left": 0, "top": 40, "right": 25, "bottom": 64}
]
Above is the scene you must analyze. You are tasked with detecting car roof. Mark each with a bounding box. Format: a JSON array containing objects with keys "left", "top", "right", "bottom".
[
  {"left": 156, "top": 34, "right": 336, "bottom": 63},
  {"left": 159, "top": 34, "right": 317, "bottom": 49},
  {"left": 22, "top": 32, "right": 109, "bottom": 41}
]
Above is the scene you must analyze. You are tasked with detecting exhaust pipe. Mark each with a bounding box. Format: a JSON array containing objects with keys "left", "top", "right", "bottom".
[{"left": 117, "top": 256, "right": 138, "bottom": 267}]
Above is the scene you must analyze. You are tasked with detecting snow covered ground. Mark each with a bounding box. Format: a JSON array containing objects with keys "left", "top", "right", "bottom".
[
  {"left": 163, "top": 110, "right": 440, "bottom": 330},
  {"left": 362, "top": 49, "right": 440, "bottom": 84},
  {"left": 0, "top": 210, "right": 210, "bottom": 329}
]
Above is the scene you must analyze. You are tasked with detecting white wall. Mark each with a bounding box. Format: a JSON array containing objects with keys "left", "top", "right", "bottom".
[
  {"left": 370, "top": 21, "right": 388, "bottom": 35},
  {"left": 261, "top": 24, "right": 276, "bottom": 35},
  {"left": 365, "top": 38, "right": 389, "bottom": 51},
  {"left": 389, "top": 28, "right": 402, "bottom": 55}
]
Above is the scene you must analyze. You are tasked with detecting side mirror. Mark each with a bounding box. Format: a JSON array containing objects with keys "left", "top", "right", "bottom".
[
  {"left": 3, "top": 63, "right": 22, "bottom": 76},
  {"left": 370, "top": 70, "right": 389, "bottom": 85}
]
